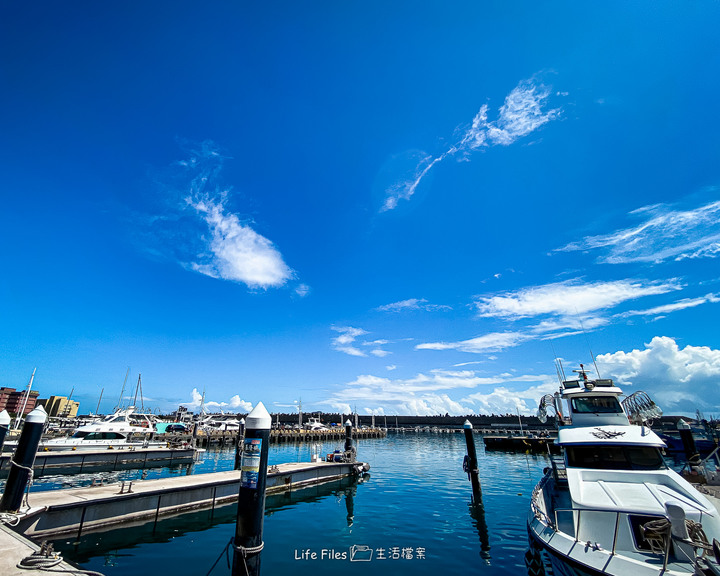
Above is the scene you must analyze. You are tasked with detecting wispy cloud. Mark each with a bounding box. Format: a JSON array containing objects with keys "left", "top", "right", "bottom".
[
  {"left": 150, "top": 141, "right": 294, "bottom": 290},
  {"left": 621, "top": 293, "right": 720, "bottom": 319},
  {"left": 376, "top": 298, "right": 451, "bottom": 313},
  {"left": 382, "top": 76, "right": 561, "bottom": 211},
  {"left": 474, "top": 279, "right": 682, "bottom": 319},
  {"left": 417, "top": 331, "right": 530, "bottom": 353},
  {"left": 556, "top": 199, "right": 720, "bottom": 264},
  {"left": 416, "top": 279, "right": 683, "bottom": 354},
  {"left": 331, "top": 326, "right": 369, "bottom": 357}
]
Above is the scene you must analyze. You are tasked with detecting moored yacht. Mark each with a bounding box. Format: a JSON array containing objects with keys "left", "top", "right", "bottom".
[
  {"left": 21, "top": 407, "right": 165, "bottom": 451},
  {"left": 527, "top": 365, "right": 720, "bottom": 576}
]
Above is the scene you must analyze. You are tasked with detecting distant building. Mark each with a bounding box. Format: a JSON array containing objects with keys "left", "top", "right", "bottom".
[
  {"left": 0, "top": 387, "right": 39, "bottom": 416},
  {"left": 38, "top": 395, "right": 80, "bottom": 418}
]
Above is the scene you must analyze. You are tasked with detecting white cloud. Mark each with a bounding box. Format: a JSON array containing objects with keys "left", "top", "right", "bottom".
[
  {"left": 153, "top": 141, "right": 294, "bottom": 290},
  {"left": 474, "top": 279, "right": 682, "bottom": 319},
  {"left": 417, "top": 331, "right": 530, "bottom": 354},
  {"left": 180, "top": 387, "right": 252, "bottom": 412},
  {"left": 596, "top": 336, "right": 720, "bottom": 415},
  {"left": 382, "top": 76, "right": 561, "bottom": 211},
  {"left": 376, "top": 298, "right": 451, "bottom": 313},
  {"left": 320, "top": 370, "right": 558, "bottom": 416},
  {"left": 331, "top": 326, "right": 369, "bottom": 357},
  {"left": 621, "top": 293, "right": 720, "bottom": 318},
  {"left": 556, "top": 199, "right": 720, "bottom": 264},
  {"left": 187, "top": 195, "right": 293, "bottom": 288}
]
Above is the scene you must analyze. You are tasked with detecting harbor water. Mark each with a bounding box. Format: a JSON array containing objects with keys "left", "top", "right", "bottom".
[{"left": 19, "top": 432, "right": 549, "bottom": 575}]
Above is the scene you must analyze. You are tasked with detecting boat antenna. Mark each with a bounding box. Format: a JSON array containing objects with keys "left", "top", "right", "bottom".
[
  {"left": 550, "top": 341, "right": 566, "bottom": 383},
  {"left": 577, "top": 316, "right": 601, "bottom": 378}
]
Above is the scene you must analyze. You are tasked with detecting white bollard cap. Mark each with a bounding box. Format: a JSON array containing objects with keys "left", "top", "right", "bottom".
[
  {"left": 0, "top": 410, "right": 10, "bottom": 426},
  {"left": 463, "top": 420, "right": 473, "bottom": 429},
  {"left": 245, "top": 402, "right": 271, "bottom": 430},
  {"left": 345, "top": 420, "right": 352, "bottom": 427},
  {"left": 25, "top": 405, "right": 48, "bottom": 424}
]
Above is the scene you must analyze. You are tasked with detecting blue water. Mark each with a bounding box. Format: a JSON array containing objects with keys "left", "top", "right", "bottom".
[{"left": 39, "top": 433, "right": 549, "bottom": 576}]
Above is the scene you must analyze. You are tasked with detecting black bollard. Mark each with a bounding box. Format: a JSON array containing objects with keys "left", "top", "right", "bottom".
[
  {"left": 191, "top": 422, "right": 199, "bottom": 448},
  {"left": 0, "top": 410, "right": 10, "bottom": 453},
  {"left": 234, "top": 418, "right": 246, "bottom": 470},
  {"left": 677, "top": 419, "right": 700, "bottom": 465},
  {"left": 232, "top": 403, "right": 271, "bottom": 576},
  {"left": 463, "top": 420, "right": 482, "bottom": 503},
  {"left": 344, "top": 419, "right": 356, "bottom": 462},
  {"left": 0, "top": 405, "right": 47, "bottom": 512}
]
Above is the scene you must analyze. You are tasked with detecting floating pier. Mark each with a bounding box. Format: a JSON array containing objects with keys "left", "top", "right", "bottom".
[
  {"left": 0, "top": 447, "right": 198, "bottom": 477},
  {"left": 11, "top": 460, "right": 369, "bottom": 539},
  {"left": 482, "top": 433, "right": 558, "bottom": 453}
]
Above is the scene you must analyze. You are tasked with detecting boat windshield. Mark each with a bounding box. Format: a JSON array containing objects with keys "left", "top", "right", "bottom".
[
  {"left": 566, "top": 445, "right": 666, "bottom": 470},
  {"left": 571, "top": 396, "right": 623, "bottom": 414}
]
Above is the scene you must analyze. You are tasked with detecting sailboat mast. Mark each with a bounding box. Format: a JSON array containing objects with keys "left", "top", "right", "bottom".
[
  {"left": 95, "top": 387, "right": 104, "bottom": 415},
  {"left": 116, "top": 367, "right": 130, "bottom": 411},
  {"left": 14, "top": 368, "right": 36, "bottom": 429}
]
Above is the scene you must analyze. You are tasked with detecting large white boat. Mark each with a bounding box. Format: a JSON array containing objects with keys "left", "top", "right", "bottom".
[
  {"left": 32, "top": 407, "right": 165, "bottom": 451},
  {"left": 527, "top": 364, "right": 720, "bottom": 576}
]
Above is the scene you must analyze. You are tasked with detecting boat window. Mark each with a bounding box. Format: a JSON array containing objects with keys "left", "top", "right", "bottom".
[
  {"left": 71, "top": 431, "right": 90, "bottom": 439},
  {"left": 571, "top": 396, "right": 622, "bottom": 414},
  {"left": 566, "top": 445, "right": 666, "bottom": 470}
]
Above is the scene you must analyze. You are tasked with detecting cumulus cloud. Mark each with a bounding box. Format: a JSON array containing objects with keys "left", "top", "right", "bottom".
[
  {"left": 596, "top": 336, "right": 720, "bottom": 415},
  {"left": 382, "top": 76, "right": 561, "bottom": 211},
  {"left": 320, "top": 370, "right": 558, "bottom": 416},
  {"left": 181, "top": 387, "right": 252, "bottom": 412},
  {"left": 556, "top": 199, "right": 720, "bottom": 264}
]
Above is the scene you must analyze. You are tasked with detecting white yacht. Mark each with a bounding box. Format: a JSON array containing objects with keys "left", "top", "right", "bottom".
[
  {"left": 527, "top": 365, "right": 720, "bottom": 576},
  {"left": 38, "top": 407, "right": 165, "bottom": 451}
]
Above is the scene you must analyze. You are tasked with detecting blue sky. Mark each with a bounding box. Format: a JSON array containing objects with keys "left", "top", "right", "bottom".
[{"left": 2, "top": 2, "right": 720, "bottom": 418}]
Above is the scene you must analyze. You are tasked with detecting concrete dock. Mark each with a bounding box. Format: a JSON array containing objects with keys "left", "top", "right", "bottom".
[
  {"left": 0, "top": 447, "right": 198, "bottom": 477},
  {"left": 0, "top": 523, "right": 82, "bottom": 575},
  {"left": 11, "top": 460, "right": 368, "bottom": 539}
]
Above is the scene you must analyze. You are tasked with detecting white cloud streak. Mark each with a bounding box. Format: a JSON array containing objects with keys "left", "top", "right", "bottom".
[
  {"left": 474, "top": 279, "right": 682, "bottom": 319},
  {"left": 417, "top": 279, "right": 685, "bottom": 354},
  {"left": 382, "top": 77, "right": 561, "bottom": 211},
  {"left": 556, "top": 199, "right": 720, "bottom": 264},
  {"left": 376, "top": 298, "right": 452, "bottom": 313}
]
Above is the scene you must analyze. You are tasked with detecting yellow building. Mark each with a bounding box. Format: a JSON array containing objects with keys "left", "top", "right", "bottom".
[{"left": 45, "top": 396, "right": 80, "bottom": 418}]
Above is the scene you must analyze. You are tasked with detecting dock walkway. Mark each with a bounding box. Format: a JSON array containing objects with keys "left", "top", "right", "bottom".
[
  {"left": 12, "top": 460, "right": 367, "bottom": 539},
  {"left": 0, "top": 523, "right": 81, "bottom": 576}
]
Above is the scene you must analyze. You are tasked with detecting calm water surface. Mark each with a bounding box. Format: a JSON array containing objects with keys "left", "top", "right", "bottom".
[{"left": 36, "top": 433, "right": 549, "bottom": 576}]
